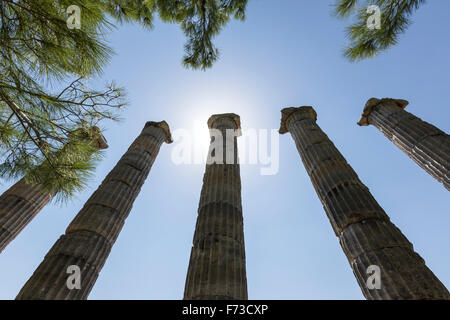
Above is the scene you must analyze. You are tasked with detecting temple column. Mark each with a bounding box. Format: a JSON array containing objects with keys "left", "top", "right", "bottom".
[
  {"left": 0, "top": 127, "right": 108, "bottom": 253},
  {"left": 280, "top": 106, "right": 449, "bottom": 300},
  {"left": 16, "top": 121, "right": 172, "bottom": 300},
  {"left": 184, "top": 113, "right": 248, "bottom": 300},
  {"left": 358, "top": 98, "right": 449, "bottom": 191}
]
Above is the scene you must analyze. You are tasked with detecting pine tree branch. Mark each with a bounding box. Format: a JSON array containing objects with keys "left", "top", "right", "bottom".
[{"left": 0, "top": 90, "right": 57, "bottom": 169}]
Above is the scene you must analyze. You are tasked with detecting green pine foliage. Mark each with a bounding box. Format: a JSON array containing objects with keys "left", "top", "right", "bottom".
[
  {"left": 0, "top": 1, "right": 113, "bottom": 79},
  {"left": 0, "top": 0, "right": 249, "bottom": 199},
  {"left": 334, "top": 0, "right": 426, "bottom": 61},
  {"left": 100, "top": 0, "right": 156, "bottom": 28},
  {"left": 156, "top": 0, "right": 248, "bottom": 70},
  {"left": 0, "top": 1, "right": 125, "bottom": 199},
  {"left": 0, "top": 76, "right": 125, "bottom": 200},
  {"left": 24, "top": 125, "right": 108, "bottom": 202},
  {"left": 99, "top": 0, "right": 250, "bottom": 69}
]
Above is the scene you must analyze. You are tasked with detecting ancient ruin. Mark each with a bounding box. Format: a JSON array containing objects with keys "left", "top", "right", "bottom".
[
  {"left": 358, "top": 98, "right": 450, "bottom": 191},
  {"left": 4, "top": 107, "right": 448, "bottom": 300},
  {"left": 16, "top": 121, "right": 172, "bottom": 299},
  {"left": 280, "top": 106, "right": 449, "bottom": 299},
  {"left": 183, "top": 113, "right": 248, "bottom": 300}
]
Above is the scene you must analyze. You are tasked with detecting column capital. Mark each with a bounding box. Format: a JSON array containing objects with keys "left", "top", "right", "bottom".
[
  {"left": 90, "top": 126, "right": 109, "bottom": 150},
  {"left": 207, "top": 113, "right": 241, "bottom": 130},
  {"left": 358, "top": 98, "right": 409, "bottom": 126},
  {"left": 69, "top": 126, "right": 108, "bottom": 150},
  {"left": 279, "top": 106, "right": 317, "bottom": 134},
  {"left": 145, "top": 120, "right": 173, "bottom": 144}
]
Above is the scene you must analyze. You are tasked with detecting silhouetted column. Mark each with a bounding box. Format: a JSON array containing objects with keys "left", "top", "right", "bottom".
[
  {"left": 280, "top": 106, "right": 449, "bottom": 300},
  {"left": 16, "top": 121, "right": 172, "bottom": 300},
  {"left": 358, "top": 98, "right": 450, "bottom": 191},
  {"left": 184, "top": 113, "right": 248, "bottom": 300},
  {"left": 0, "top": 127, "right": 108, "bottom": 253}
]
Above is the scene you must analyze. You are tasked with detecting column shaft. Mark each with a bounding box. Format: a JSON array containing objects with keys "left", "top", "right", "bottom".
[
  {"left": 184, "top": 114, "right": 248, "bottom": 300},
  {"left": 0, "top": 180, "right": 52, "bottom": 252},
  {"left": 358, "top": 98, "right": 450, "bottom": 191},
  {"left": 16, "top": 121, "right": 172, "bottom": 300},
  {"left": 280, "top": 107, "right": 449, "bottom": 300}
]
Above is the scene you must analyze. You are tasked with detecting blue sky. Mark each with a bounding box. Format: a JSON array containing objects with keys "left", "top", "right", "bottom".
[{"left": 1, "top": 0, "right": 449, "bottom": 299}]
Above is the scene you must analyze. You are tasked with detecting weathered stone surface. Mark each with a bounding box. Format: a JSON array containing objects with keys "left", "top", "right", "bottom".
[
  {"left": 0, "top": 184, "right": 52, "bottom": 253},
  {"left": 321, "top": 182, "right": 388, "bottom": 236},
  {"left": 353, "top": 247, "right": 449, "bottom": 300},
  {"left": 16, "top": 121, "right": 172, "bottom": 300},
  {"left": 0, "top": 128, "right": 108, "bottom": 253},
  {"left": 184, "top": 113, "right": 248, "bottom": 300},
  {"left": 280, "top": 106, "right": 449, "bottom": 300},
  {"left": 339, "top": 218, "right": 413, "bottom": 262},
  {"left": 15, "top": 231, "right": 110, "bottom": 300},
  {"left": 358, "top": 98, "right": 450, "bottom": 191}
]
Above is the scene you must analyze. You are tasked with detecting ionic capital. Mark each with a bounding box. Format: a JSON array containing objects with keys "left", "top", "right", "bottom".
[
  {"left": 358, "top": 98, "right": 409, "bottom": 126},
  {"left": 279, "top": 106, "right": 317, "bottom": 134},
  {"left": 145, "top": 120, "right": 173, "bottom": 144}
]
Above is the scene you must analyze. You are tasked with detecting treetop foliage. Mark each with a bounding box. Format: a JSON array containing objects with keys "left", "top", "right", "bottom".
[
  {"left": 1, "top": 0, "right": 429, "bottom": 201},
  {"left": 0, "top": 0, "right": 113, "bottom": 80},
  {"left": 105, "top": 0, "right": 249, "bottom": 70},
  {"left": 334, "top": 0, "right": 426, "bottom": 61},
  {"left": 157, "top": 0, "right": 248, "bottom": 70},
  {"left": 0, "top": 0, "right": 126, "bottom": 199}
]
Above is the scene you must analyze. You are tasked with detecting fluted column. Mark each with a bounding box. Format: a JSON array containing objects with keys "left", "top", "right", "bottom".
[
  {"left": 16, "top": 121, "right": 172, "bottom": 300},
  {"left": 184, "top": 113, "right": 248, "bottom": 300},
  {"left": 280, "top": 106, "right": 449, "bottom": 300},
  {"left": 0, "top": 127, "right": 108, "bottom": 253},
  {"left": 358, "top": 98, "right": 450, "bottom": 191}
]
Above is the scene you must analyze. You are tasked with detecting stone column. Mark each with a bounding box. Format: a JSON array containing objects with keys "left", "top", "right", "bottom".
[
  {"left": 280, "top": 106, "right": 449, "bottom": 300},
  {"left": 358, "top": 98, "right": 450, "bottom": 191},
  {"left": 0, "top": 127, "right": 108, "bottom": 253},
  {"left": 184, "top": 113, "right": 248, "bottom": 300},
  {"left": 16, "top": 121, "right": 172, "bottom": 300}
]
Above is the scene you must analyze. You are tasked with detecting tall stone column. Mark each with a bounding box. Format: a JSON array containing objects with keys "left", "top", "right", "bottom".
[
  {"left": 280, "top": 107, "right": 449, "bottom": 300},
  {"left": 184, "top": 113, "right": 248, "bottom": 300},
  {"left": 0, "top": 127, "right": 108, "bottom": 253},
  {"left": 16, "top": 121, "right": 172, "bottom": 300},
  {"left": 358, "top": 98, "right": 450, "bottom": 191}
]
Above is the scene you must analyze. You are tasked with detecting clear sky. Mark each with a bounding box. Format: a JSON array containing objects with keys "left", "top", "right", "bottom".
[{"left": 1, "top": 0, "right": 449, "bottom": 299}]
